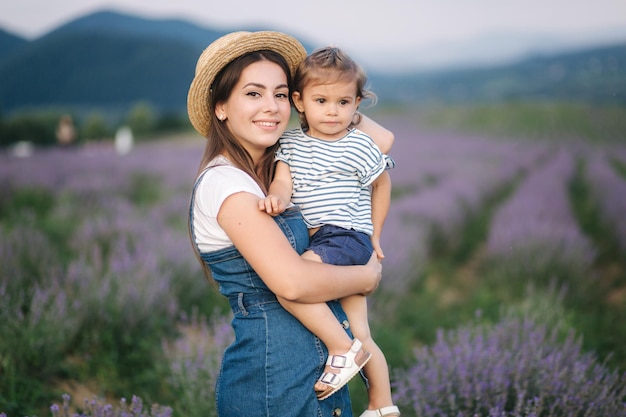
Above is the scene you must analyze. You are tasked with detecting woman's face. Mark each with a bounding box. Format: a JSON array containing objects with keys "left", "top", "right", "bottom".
[{"left": 216, "top": 60, "right": 291, "bottom": 161}]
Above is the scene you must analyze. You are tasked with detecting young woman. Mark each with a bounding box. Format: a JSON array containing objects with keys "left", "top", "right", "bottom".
[{"left": 187, "top": 31, "right": 383, "bottom": 417}]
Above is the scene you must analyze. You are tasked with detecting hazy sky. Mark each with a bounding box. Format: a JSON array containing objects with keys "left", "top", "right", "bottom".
[{"left": 2, "top": 0, "right": 626, "bottom": 70}]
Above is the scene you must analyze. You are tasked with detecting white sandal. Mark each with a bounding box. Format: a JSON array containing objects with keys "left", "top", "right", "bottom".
[
  {"left": 315, "top": 338, "right": 371, "bottom": 400},
  {"left": 359, "top": 405, "right": 401, "bottom": 417}
]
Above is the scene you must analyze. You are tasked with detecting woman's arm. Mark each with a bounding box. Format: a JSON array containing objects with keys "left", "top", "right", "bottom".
[
  {"left": 355, "top": 114, "right": 395, "bottom": 153},
  {"left": 220, "top": 191, "right": 382, "bottom": 303}
]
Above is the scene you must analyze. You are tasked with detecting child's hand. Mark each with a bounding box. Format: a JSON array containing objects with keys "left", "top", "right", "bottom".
[
  {"left": 259, "top": 195, "right": 288, "bottom": 216},
  {"left": 371, "top": 236, "right": 385, "bottom": 260}
]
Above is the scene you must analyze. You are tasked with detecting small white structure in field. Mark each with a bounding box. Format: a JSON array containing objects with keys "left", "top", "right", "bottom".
[
  {"left": 11, "top": 141, "right": 34, "bottom": 158},
  {"left": 114, "top": 126, "right": 134, "bottom": 155}
]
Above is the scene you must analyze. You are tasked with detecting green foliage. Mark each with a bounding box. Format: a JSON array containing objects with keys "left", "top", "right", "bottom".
[
  {"left": 0, "top": 185, "right": 54, "bottom": 218},
  {"left": 126, "top": 172, "right": 163, "bottom": 207},
  {"left": 0, "top": 208, "right": 77, "bottom": 415},
  {"left": 612, "top": 157, "right": 626, "bottom": 178},
  {"left": 0, "top": 112, "right": 61, "bottom": 147},
  {"left": 569, "top": 159, "right": 624, "bottom": 263},
  {"left": 0, "top": 185, "right": 185, "bottom": 415},
  {"left": 125, "top": 102, "right": 156, "bottom": 138},
  {"left": 168, "top": 265, "right": 230, "bottom": 320},
  {"left": 430, "top": 176, "right": 520, "bottom": 265},
  {"left": 161, "top": 312, "right": 231, "bottom": 417},
  {"left": 81, "top": 111, "right": 112, "bottom": 141},
  {"left": 0, "top": 104, "right": 191, "bottom": 148},
  {"left": 419, "top": 101, "right": 626, "bottom": 143},
  {"left": 566, "top": 158, "right": 626, "bottom": 369},
  {"left": 154, "top": 112, "right": 191, "bottom": 133}
]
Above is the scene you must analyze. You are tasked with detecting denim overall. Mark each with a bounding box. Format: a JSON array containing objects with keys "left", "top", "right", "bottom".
[{"left": 189, "top": 168, "right": 354, "bottom": 417}]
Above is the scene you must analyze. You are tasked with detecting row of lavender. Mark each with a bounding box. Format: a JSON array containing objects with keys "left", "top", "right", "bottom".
[
  {"left": 2, "top": 125, "right": 623, "bottom": 296},
  {"left": 379, "top": 117, "right": 626, "bottom": 292},
  {"left": 486, "top": 148, "right": 595, "bottom": 269},
  {"left": 2, "top": 119, "right": 626, "bottom": 415},
  {"left": 382, "top": 122, "right": 536, "bottom": 288},
  {"left": 377, "top": 120, "right": 626, "bottom": 415}
]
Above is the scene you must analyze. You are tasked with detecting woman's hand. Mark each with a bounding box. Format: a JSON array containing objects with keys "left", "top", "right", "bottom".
[{"left": 362, "top": 251, "right": 382, "bottom": 296}]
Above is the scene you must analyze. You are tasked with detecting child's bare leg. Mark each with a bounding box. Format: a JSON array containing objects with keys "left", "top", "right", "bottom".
[
  {"left": 277, "top": 249, "right": 365, "bottom": 392},
  {"left": 340, "top": 294, "right": 396, "bottom": 412},
  {"left": 276, "top": 296, "right": 353, "bottom": 381}
]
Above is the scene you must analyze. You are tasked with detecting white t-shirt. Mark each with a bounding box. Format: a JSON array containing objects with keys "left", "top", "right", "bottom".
[{"left": 192, "top": 156, "right": 265, "bottom": 252}]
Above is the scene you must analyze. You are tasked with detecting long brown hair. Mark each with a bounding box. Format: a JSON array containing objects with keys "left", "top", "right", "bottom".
[{"left": 190, "top": 50, "right": 294, "bottom": 284}]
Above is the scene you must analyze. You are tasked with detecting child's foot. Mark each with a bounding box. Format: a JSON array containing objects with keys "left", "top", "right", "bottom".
[
  {"left": 315, "top": 338, "right": 371, "bottom": 400},
  {"left": 313, "top": 343, "right": 354, "bottom": 393}
]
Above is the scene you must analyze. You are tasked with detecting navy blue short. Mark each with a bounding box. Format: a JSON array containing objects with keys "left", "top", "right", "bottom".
[{"left": 306, "top": 224, "right": 373, "bottom": 266}]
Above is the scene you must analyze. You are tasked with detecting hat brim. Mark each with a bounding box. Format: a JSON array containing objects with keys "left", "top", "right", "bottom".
[{"left": 187, "top": 31, "right": 307, "bottom": 138}]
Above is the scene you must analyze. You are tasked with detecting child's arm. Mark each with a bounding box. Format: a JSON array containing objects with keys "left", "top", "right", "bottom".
[
  {"left": 370, "top": 170, "right": 391, "bottom": 260},
  {"left": 259, "top": 160, "right": 293, "bottom": 216},
  {"left": 355, "top": 114, "right": 395, "bottom": 154}
]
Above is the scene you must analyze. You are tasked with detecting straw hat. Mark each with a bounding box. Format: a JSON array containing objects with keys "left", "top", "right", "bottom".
[{"left": 187, "top": 31, "right": 307, "bottom": 138}]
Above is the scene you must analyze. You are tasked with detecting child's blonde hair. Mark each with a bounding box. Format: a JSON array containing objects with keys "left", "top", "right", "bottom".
[{"left": 294, "top": 46, "right": 376, "bottom": 129}]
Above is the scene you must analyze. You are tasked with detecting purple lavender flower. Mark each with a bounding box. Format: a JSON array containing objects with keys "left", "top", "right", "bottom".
[
  {"left": 162, "top": 311, "right": 233, "bottom": 417},
  {"left": 379, "top": 123, "right": 551, "bottom": 292},
  {"left": 393, "top": 315, "right": 626, "bottom": 417},
  {"left": 44, "top": 394, "right": 172, "bottom": 417},
  {"left": 487, "top": 148, "right": 595, "bottom": 267}
]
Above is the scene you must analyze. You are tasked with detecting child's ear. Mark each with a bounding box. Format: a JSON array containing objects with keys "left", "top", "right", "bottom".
[{"left": 292, "top": 91, "right": 304, "bottom": 113}]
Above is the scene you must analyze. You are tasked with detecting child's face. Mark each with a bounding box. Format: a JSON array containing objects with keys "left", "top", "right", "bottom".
[{"left": 293, "top": 79, "right": 361, "bottom": 141}]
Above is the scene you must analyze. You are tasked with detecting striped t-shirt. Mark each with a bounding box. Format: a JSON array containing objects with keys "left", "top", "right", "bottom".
[{"left": 276, "top": 127, "right": 394, "bottom": 235}]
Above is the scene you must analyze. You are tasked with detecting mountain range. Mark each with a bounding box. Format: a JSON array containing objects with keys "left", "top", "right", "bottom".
[{"left": 0, "top": 10, "right": 625, "bottom": 117}]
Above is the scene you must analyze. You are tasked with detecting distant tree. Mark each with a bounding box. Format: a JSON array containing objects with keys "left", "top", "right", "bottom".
[
  {"left": 125, "top": 102, "right": 156, "bottom": 138},
  {"left": 81, "top": 112, "right": 111, "bottom": 141},
  {"left": 0, "top": 113, "right": 58, "bottom": 147},
  {"left": 155, "top": 112, "right": 190, "bottom": 133}
]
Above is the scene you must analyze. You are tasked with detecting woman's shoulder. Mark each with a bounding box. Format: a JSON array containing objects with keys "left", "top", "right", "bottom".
[
  {"left": 201, "top": 156, "right": 244, "bottom": 177},
  {"left": 198, "top": 158, "right": 264, "bottom": 197}
]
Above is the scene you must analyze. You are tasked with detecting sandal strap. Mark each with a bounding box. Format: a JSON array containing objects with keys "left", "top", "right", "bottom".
[
  {"left": 316, "top": 339, "right": 371, "bottom": 400},
  {"left": 325, "top": 338, "right": 363, "bottom": 368},
  {"left": 319, "top": 371, "right": 341, "bottom": 385},
  {"left": 328, "top": 354, "right": 350, "bottom": 368}
]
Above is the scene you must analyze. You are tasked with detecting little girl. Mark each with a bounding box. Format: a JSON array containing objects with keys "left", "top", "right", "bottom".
[{"left": 259, "top": 46, "right": 400, "bottom": 417}]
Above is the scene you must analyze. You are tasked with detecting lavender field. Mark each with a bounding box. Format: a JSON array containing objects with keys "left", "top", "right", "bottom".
[{"left": 1, "top": 114, "right": 626, "bottom": 417}]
